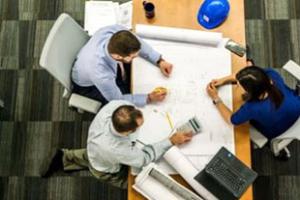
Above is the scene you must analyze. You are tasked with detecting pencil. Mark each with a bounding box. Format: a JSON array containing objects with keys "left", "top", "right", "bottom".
[{"left": 166, "top": 112, "right": 174, "bottom": 130}]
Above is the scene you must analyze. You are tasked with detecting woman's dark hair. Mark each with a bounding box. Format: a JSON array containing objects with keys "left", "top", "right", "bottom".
[
  {"left": 112, "top": 105, "right": 143, "bottom": 133},
  {"left": 108, "top": 30, "right": 141, "bottom": 57},
  {"left": 236, "top": 66, "right": 284, "bottom": 109}
]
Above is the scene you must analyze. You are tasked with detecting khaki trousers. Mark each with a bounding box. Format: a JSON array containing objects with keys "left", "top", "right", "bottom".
[{"left": 62, "top": 149, "right": 128, "bottom": 189}]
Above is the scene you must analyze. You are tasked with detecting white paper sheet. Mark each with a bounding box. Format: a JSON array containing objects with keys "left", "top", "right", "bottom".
[
  {"left": 118, "top": 1, "right": 133, "bottom": 29},
  {"left": 84, "top": 1, "right": 133, "bottom": 35},
  {"left": 136, "top": 24, "right": 223, "bottom": 47},
  {"left": 137, "top": 107, "right": 173, "bottom": 145},
  {"left": 132, "top": 25, "right": 235, "bottom": 175},
  {"left": 84, "top": 1, "right": 119, "bottom": 35}
]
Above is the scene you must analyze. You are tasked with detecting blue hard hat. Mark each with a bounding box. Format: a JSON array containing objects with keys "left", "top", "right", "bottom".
[{"left": 197, "top": 0, "right": 230, "bottom": 29}]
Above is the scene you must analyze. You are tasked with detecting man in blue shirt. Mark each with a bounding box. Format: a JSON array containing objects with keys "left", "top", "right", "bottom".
[{"left": 72, "top": 25, "right": 173, "bottom": 107}]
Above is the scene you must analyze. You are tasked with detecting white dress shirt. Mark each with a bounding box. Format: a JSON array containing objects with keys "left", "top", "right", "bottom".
[{"left": 87, "top": 100, "right": 172, "bottom": 173}]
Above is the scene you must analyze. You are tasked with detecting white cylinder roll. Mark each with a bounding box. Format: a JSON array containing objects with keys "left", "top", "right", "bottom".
[{"left": 135, "top": 24, "right": 223, "bottom": 47}]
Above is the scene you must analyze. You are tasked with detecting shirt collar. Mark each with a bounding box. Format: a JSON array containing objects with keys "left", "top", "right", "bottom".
[
  {"left": 103, "top": 41, "right": 118, "bottom": 68},
  {"left": 109, "top": 122, "right": 128, "bottom": 138}
]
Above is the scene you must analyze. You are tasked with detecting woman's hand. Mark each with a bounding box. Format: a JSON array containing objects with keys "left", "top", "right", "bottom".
[
  {"left": 206, "top": 82, "right": 219, "bottom": 99},
  {"left": 210, "top": 74, "right": 237, "bottom": 87},
  {"left": 210, "top": 78, "right": 225, "bottom": 87}
]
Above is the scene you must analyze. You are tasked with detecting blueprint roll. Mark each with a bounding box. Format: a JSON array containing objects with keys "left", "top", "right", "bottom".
[
  {"left": 135, "top": 24, "right": 223, "bottom": 47},
  {"left": 163, "top": 146, "right": 218, "bottom": 200}
]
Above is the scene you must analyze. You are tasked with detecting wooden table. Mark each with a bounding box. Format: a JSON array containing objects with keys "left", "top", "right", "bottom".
[{"left": 128, "top": 0, "right": 252, "bottom": 199}]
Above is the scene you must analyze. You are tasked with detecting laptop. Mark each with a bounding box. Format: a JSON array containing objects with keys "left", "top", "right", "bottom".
[{"left": 194, "top": 147, "right": 257, "bottom": 200}]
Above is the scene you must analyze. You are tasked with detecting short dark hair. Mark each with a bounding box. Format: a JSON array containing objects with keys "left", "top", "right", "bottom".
[
  {"left": 236, "top": 66, "right": 284, "bottom": 109},
  {"left": 108, "top": 30, "right": 141, "bottom": 57},
  {"left": 112, "top": 105, "right": 143, "bottom": 133}
]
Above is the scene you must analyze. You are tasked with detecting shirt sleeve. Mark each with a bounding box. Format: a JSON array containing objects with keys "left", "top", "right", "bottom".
[
  {"left": 90, "top": 70, "right": 148, "bottom": 107},
  {"left": 136, "top": 36, "right": 161, "bottom": 65},
  {"left": 116, "top": 139, "right": 172, "bottom": 169},
  {"left": 231, "top": 103, "right": 254, "bottom": 125}
]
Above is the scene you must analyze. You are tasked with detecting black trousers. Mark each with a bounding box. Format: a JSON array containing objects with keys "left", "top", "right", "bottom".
[{"left": 72, "top": 63, "right": 131, "bottom": 106}]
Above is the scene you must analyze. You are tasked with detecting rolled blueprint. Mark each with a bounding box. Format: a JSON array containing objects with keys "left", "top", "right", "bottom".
[
  {"left": 133, "top": 163, "right": 202, "bottom": 200},
  {"left": 135, "top": 24, "right": 223, "bottom": 47},
  {"left": 163, "top": 146, "right": 218, "bottom": 200}
]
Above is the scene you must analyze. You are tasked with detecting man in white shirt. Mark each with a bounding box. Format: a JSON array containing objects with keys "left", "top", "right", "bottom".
[{"left": 41, "top": 100, "right": 192, "bottom": 188}]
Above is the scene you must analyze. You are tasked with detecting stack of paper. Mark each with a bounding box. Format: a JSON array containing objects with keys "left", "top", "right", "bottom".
[{"left": 84, "top": 1, "right": 133, "bottom": 35}]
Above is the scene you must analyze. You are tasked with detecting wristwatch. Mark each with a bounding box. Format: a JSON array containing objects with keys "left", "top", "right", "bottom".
[{"left": 212, "top": 98, "right": 222, "bottom": 105}]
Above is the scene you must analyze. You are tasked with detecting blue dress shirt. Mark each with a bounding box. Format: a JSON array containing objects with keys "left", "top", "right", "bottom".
[{"left": 72, "top": 25, "right": 161, "bottom": 107}]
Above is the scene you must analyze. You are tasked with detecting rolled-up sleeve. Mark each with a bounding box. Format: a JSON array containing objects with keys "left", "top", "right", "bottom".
[
  {"left": 137, "top": 37, "right": 161, "bottom": 65},
  {"left": 118, "top": 139, "right": 172, "bottom": 169}
]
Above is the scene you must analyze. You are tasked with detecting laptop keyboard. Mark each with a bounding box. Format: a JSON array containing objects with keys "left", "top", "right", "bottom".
[{"left": 206, "top": 157, "right": 247, "bottom": 194}]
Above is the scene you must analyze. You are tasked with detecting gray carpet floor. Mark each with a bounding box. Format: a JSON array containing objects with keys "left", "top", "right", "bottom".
[{"left": 0, "top": 0, "right": 300, "bottom": 199}]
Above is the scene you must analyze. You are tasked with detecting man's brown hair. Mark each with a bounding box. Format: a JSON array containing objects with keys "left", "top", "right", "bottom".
[
  {"left": 112, "top": 105, "right": 143, "bottom": 133},
  {"left": 108, "top": 30, "right": 141, "bottom": 57}
]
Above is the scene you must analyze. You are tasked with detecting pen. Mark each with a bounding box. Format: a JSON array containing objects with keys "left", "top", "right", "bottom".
[
  {"left": 166, "top": 112, "right": 174, "bottom": 130},
  {"left": 136, "top": 139, "right": 147, "bottom": 146}
]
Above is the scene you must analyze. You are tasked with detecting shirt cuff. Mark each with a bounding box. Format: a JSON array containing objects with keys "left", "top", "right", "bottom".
[
  {"left": 159, "top": 139, "right": 173, "bottom": 151},
  {"left": 124, "top": 94, "right": 147, "bottom": 107},
  {"left": 149, "top": 51, "right": 161, "bottom": 66}
]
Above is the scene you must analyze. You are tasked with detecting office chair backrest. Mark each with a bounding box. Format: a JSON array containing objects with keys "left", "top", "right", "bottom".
[
  {"left": 283, "top": 60, "right": 300, "bottom": 81},
  {"left": 39, "top": 13, "right": 90, "bottom": 91}
]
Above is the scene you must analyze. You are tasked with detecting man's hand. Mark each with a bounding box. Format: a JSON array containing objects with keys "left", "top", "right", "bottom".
[
  {"left": 147, "top": 89, "right": 167, "bottom": 103},
  {"left": 206, "top": 82, "right": 219, "bottom": 100},
  {"left": 159, "top": 60, "right": 173, "bottom": 77},
  {"left": 169, "top": 131, "right": 193, "bottom": 145}
]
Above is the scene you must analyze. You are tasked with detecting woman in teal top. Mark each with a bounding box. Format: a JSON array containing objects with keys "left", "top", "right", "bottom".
[{"left": 206, "top": 66, "right": 300, "bottom": 140}]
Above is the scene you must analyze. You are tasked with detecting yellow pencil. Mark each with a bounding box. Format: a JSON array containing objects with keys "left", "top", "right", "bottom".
[{"left": 166, "top": 112, "right": 174, "bottom": 130}]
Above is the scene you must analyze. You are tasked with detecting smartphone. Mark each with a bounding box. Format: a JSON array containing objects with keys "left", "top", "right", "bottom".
[
  {"left": 176, "top": 116, "right": 201, "bottom": 135},
  {"left": 225, "top": 39, "right": 246, "bottom": 57}
]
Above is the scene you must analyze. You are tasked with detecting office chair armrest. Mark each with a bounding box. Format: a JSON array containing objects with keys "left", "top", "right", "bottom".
[
  {"left": 250, "top": 127, "right": 268, "bottom": 148},
  {"left": 271, "top": 138, "right": 294, "bottom": 156},
  {"left": 283, "top": 60, "right": 300, "bottom": 81},
  {"left": 69, "top": 93, "right": 101, "bottom": 114}
]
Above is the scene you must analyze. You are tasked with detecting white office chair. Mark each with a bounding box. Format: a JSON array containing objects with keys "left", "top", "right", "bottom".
[
  {"left": 39, "top": 13, "right": 101, "bottom": 114},
  {"left": 250, "top": 60, "right": 300, "bottom": 157}
]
